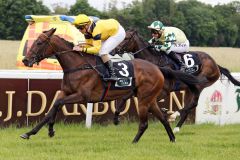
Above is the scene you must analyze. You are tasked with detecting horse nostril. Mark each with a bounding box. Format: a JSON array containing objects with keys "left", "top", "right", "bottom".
[{"left": 22, "top": 58, "right": 29, "bottom": 66}]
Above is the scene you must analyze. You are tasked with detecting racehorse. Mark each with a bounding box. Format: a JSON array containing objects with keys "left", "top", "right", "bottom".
[
  {"left": 19, "top": 28, "right": 195, "bottom": 143},
  {"left": 115, "top": 29, "right": 240, "bottom": 133}
]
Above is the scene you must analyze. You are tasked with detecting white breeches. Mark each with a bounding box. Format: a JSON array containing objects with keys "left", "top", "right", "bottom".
[
  {"left": 99, "top": 25, "right": 126, "bottom": 56},
  {"left": 166, "top": 40, "right": 190, "bottom": 54}
]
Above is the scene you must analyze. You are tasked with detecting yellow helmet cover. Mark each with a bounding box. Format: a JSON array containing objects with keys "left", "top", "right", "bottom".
[{"left": 73, "top": 14, "right": 90, "bottom": 25}]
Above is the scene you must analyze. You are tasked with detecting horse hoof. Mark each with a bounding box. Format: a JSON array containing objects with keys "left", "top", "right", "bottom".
[
  {"left": 173, "top": 127, "right": 180, "bottom": 133},
  {"left": 169, "top": 111, "right": 180, "bottom": 120},
  {"left": 171, "top": 139, "right": 176, "bottom": 143},
  {"left": 113, "top": 118, "right": 120, "bottom": 125},
  {"left": 168, "top": 118, "right": 175, "bottom": 122},
  {"left": 20, "top": 133, "right": 29, "bottom": 139},
  {"left": 48, "top": 130, "right": 55, "bottom": 138},
  {"left": 132, "top": 140, "right": 138, "bottom": 144}
]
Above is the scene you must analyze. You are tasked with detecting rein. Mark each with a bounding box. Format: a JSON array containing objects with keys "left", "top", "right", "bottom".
[
  {"left": 40, "top": 33, "right": 103, "bottom": 75},
  {"left": 132, "top": 45, "right": 150, "bottom": 55},
  {"left": 117, "top": 30, "right": 136, "bottom": 53},
  {"left": 118, "top": 30, "right": 150, "bottom": 56}
]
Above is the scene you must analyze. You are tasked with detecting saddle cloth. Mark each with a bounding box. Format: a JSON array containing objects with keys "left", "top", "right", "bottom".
[
  {"left": 177, "top": 52, "right": 201, "bottom": 75},
  {"left": 111, "top": 51, "right": 201, "bottom": 75},
  {"left": 96, "top": 57, "right": 135, "bottom": 90}
]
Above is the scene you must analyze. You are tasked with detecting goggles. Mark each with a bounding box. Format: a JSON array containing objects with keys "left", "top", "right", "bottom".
[
  {"left": 151, "top": 29, "right": 159, "bottom": 34},
  {"left": 75, "top": 25, "right": 85, "bottom": 30}
]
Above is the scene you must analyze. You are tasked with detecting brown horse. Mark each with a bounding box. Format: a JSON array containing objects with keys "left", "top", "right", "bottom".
[
  {"left": 115, "top": 29, "right": 240, "bottom": 133},
  {"left": 20, "top": 28, "right": 179, "bottom": 143}
]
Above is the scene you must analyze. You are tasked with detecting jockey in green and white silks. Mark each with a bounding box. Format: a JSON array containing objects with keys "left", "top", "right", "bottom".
[{"left": 148, "top": 21, "right": 189, "bottom": 71}]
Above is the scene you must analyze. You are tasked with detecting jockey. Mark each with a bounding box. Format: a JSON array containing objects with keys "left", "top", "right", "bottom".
[
  {"left": 72, "top": 14, "right": 126, "bottom": 81},
  {"left": 148, "top": 21, "right": 189, "bottom": 71}
]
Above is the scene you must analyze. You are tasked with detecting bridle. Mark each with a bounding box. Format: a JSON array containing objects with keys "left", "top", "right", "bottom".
[
  {"left": 116, "top": 30, "right": 137, "bottom": 54},
  {"left": 117, "top": 30, "right": 152, "bottom": 56},
  {"left": 30, "top": 32, "right": 103, "bottom": 75},
  {"left": 30, "top": 33, "right": 74, "bottom": 64}
]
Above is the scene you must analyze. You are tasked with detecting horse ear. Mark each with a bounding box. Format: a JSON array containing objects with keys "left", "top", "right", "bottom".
[
  {"left": 48, "top": 28, "right": 56, "bottom": 36},
  {"left": 51, "top": 28, "right": 56, "bottom": 33}
]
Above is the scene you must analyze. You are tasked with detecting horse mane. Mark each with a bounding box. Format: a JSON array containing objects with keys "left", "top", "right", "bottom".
[
  {"left": 128, "top": 29, "right": 159, "bottom": 54},
  {"left": 54, "top": 35, "right": 75, "bottom": 49}
]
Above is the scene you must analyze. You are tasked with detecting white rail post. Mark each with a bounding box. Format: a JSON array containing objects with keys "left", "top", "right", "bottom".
[{"left": 85, "top": 103, "right": 93, "bottom": 128}]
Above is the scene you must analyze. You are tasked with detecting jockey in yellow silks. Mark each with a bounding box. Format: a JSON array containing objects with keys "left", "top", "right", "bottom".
[
  {"left": 148, "top": 21, "right": 189, "bottom": 71},
  {"left": 72, "top": 14, "right": 126, "bottom": 81}
]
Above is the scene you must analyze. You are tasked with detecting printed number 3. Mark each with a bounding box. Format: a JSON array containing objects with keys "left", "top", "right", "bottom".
[{"left": 118, "top": 63, "right": 129, "bottom": 77}]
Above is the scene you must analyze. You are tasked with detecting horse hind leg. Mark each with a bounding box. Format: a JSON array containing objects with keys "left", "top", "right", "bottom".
[
  {"left": 174, "top": 90, "right": 201, "bottom": 133},
  {"left": 150, "top": 101, "right": 175, "bottom": 142}
]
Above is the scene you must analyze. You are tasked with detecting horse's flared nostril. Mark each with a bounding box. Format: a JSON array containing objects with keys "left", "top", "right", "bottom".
[
  {"left": 22, "top": 58, "right": 33, "bottom": 67},
  {"left": 22, "top": 58, "right": 28, "bottom": 66}
]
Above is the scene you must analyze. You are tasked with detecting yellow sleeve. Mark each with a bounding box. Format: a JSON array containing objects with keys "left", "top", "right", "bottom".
[
  {"left": 85, "top": 39, "right": 93, "bottom": 48},
  {"left": 85, "top": 39, "right": 101, "bottom": 54}
]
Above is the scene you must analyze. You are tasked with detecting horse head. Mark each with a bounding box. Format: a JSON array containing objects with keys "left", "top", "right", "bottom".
[
  {"left": 117, "top": 29, "right": 168, "bottom": 66},
  {"left": 116, "top": 29, "right": 140, "bottom": 54},
  {"left": 22, "top": 28, "right": 58, "bottom": 67}
]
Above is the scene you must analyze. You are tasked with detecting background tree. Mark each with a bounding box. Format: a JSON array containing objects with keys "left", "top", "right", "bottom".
[
  {"left": 0, "top": 0, "right": 239, "bottom": 47},
  {"left": 68, "top": 0, "right": 102, "bottom": 17},
  {"left": 0, "top": 0, "right": 50, "bottom": 40},
  {"left": 51, "top": 3, "right": 69, "bottom": 15}
]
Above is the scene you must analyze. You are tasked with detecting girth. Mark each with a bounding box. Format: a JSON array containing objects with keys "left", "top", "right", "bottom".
[{"left": 63, "top": 64, "right": 93, "bottom": 74}]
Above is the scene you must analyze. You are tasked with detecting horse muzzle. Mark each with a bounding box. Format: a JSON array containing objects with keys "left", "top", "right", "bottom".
[{"left": 22, "top": 58, "right": 34, "bottom": 67}]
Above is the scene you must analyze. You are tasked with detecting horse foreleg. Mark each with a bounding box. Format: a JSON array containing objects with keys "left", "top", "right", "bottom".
[
  {"left": 114, "top": 91, "right": 134, "bottom": 125},
  {"left": 132, "top": 104, "right": 148, "bottom": 143},
  {"left": 48, "top": 91, "right": 66, "bottom": 137},
  {"left": 20, "top": 99, "right": 64, "bottom": 139},
  {"left": 48, "top": 105, "right": 64, "bottom": 138}
]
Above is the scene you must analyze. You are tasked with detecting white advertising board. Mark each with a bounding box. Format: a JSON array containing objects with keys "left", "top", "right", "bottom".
[{"left": 196, "top": 73, "right": 240, "bottom": 125}]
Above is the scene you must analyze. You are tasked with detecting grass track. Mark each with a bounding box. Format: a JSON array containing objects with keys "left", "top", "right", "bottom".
[{"left": 1, "top": 122, "right": 240, "bottom": 160}]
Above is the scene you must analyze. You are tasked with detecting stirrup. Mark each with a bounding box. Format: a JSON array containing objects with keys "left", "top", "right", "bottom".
[
  {"left": 103, "top": 76, "right": 118, "bottom": 81},
  {"left": 103, "top": 73, "right": 118, "bottom": 81}
]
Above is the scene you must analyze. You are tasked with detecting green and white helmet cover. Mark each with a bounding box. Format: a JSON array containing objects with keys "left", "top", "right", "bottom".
[{"left": 148, "top": 21, "right": 164, "bottom": 31}]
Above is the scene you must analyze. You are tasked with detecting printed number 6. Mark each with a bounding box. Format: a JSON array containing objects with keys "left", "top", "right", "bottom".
[
  {"left": 183, "top": 54, "right": 194, "bottom": 67},
  {"left": 118, "top": 63, "right": 129, "bottom": 77}
]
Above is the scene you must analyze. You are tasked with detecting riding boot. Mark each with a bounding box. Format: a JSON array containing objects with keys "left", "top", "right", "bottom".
[
  {"left": 168, "top": 52, "right": 187, "bottom": 71},
  {"left": 104, "top": 60, "right": 118, "bottom": 81}
]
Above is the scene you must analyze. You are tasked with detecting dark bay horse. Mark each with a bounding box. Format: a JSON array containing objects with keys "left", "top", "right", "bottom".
[
  {"left": 20, "top": 28, "right": 179, "bottom": 143},
  {"left": 115, "top": 29, "right": 240, "bottom": 133}
]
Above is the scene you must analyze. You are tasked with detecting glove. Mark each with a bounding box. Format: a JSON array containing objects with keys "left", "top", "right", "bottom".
[
  {"left": 73, "top": 45, "right": 81, "bottom": 51},
  {"left": 73, "top": 45, "right": 85, "bottom": 52},
  {"left": 148, "top": 43, "right": 155, "bottom": 49},
  {"left": 154, "top": 45, "right": 162, "bottom": 52}
]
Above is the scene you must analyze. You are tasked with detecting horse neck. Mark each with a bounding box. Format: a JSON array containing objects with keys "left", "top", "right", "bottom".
[
  {"left": 51, "top": 36, "right": 93, "bottom": 70},
  {"left": 134, "top": 36, "right": 164, "bottom": 65}
]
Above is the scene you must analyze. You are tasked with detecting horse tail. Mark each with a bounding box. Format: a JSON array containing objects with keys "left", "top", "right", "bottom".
[
  {"left": 160, "top": 67, "right": 204, "bottom": 85},
  {"left": 159, "top": 67, "right": 206, "bottom": 94},
  {"left": 218, "top": 65, "right": 240, "bottom": 86}
]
